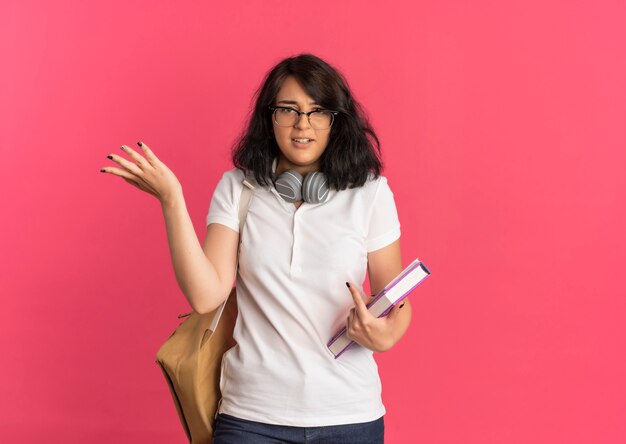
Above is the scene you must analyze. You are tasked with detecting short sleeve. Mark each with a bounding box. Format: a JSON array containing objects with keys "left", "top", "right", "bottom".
[
  {"left": 205, "top": 169, "right": 245, "bottom": 233},
  {"left": 366, "top": 176, "right": 401, "bottom": 252}
]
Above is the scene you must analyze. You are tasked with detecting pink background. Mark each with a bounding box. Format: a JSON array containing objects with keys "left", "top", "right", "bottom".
[{"left": 2, "top": 0, "right": 625, "bottom": 443}]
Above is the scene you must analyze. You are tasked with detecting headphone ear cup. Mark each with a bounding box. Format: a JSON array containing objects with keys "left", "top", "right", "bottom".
[
  {"left": 274, "top": 170, "right": 303, "bottom": 203},
  {"left": 302, "top": 171, "right": 330, "bottom": 204}
]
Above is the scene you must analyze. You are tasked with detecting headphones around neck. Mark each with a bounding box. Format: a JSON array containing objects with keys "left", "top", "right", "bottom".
[{"left": 271, "top": 157, "right": 330, "bottom": 204}]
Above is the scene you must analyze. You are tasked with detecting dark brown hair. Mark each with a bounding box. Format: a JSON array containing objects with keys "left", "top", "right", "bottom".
[{"left": 231, "top": 53, "right": 383, "bottom": 190}]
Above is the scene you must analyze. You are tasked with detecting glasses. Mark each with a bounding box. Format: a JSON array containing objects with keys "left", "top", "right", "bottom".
[{"left": 268, "top": 106, "right": 338, "bottom": 130}]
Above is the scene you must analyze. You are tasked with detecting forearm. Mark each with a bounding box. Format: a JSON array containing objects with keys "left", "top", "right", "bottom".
[
  {"left": 160, "top": 193, "right": 223, "bottom": 313},
  {"left": 385, "top": 303, "right": 412, "bottom": 351}
]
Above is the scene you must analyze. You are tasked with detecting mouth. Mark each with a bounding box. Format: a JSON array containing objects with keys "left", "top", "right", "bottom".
[{"left": 292, "top": 138, "right": 315, "bottom": 147}]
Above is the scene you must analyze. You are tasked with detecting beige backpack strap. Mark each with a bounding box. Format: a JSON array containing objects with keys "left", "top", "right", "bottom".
[{"left": 238, "top": 172, "right": 256, "bottom": 236}]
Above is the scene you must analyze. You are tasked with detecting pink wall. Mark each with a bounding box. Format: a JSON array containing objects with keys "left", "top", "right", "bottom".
[{"left": 1, "top": 0, "right": 625, "bottom": 442}]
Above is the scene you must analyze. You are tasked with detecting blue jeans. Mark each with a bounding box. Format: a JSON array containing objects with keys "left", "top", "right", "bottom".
[{"left": 213, "top": 413, "right": 385, "bottom": 444}]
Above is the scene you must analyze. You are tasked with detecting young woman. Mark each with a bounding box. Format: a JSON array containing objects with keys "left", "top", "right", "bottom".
[{"left": 101, "top": 53, "right": 411, "bottom": 443}]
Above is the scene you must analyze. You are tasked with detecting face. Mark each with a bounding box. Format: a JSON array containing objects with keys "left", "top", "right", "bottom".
[{"left": 271, "top": 76, "right": 331, "bottom": 177}]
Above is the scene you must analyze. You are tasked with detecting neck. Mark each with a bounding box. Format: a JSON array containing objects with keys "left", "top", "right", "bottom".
[{"left": 274, "top": 158, "right": 320, "bottom": 177}]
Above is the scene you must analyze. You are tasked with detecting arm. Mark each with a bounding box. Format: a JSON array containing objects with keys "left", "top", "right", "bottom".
[
  {"left": 161, "top": 195, "right": 239, "bottom": 314},
  {"left": 345, "top": 238, "right": 412, "bottom": 352},
  {"left": 102, "top": 142, "right": 238, "bottom": 314}
]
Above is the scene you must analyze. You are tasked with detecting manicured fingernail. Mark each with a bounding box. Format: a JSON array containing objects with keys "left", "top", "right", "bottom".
[
  {"left": 137, "top": 141, "right": 143, "bottom": 147},
  {"left": 399, "top": 302, "right": 405, "bottom": 309},
  {"left": 107, "top": 155, "right": 112, "bottom": 159},
  {"left": 346, "top": 282, "right": 350, "bottom": 288},
  {"left": 100, "top": 169, "right": 106, "bottom": 172},
  {"left": 120, "top": 145, "right": 125, "bottom": 150}
]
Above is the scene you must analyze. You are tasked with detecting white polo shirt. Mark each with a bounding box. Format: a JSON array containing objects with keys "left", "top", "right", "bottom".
[{"left": 205, "top": 161, "right": 401, "bottom": 427}]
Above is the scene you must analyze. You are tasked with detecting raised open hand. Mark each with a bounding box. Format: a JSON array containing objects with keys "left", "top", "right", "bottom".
[{"left": 100, "top": 141, "right": 183, "bottom": 205}]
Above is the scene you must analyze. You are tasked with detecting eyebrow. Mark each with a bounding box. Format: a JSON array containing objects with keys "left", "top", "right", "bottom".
[{"left": 276, "top": 100, "right": 319, "bottom": 106}]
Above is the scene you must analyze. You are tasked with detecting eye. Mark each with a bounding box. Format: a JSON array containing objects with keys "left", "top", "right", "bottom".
[{"left": 278, "top": 107, "right": 297, "bottom": 114}]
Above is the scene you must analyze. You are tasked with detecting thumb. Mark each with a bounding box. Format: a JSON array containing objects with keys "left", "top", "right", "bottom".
[{"left": 346, "top": 282, "right": 369, "bottom": 318}]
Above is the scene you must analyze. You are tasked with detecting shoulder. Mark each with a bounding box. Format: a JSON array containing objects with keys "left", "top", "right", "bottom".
[
  {"left": 340, "top": 174, "right": 393, "bottom": 208},
  {"left": 357, "top": 172, "right": 392, "bottom": 196},
  {"left": 358, "top": 174, "right": 398, "bottom": 216},
  {"left": 210, "top": 167, "right": 246, "bottom": 204},
  {"left": 207, "top": 168, "right": 246, "bottom": 229},
  {"left": 220, "top": 167, "right": 246, "bottom": 183},
  {"left": 214, "top": 167, "right": 246, "bottom": 191}
]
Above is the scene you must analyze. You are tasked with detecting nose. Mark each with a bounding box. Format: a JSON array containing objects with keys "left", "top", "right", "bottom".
[{"left": 295, "top": 112, "right": 312, "bottom": 129}]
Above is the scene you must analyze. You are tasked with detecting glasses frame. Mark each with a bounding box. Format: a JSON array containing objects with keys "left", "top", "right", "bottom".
[{"left": 268, "top": 105, "right": 339, "bottom": 130}]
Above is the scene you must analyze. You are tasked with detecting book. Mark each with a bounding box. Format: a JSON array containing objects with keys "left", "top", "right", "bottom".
[{"left": 327, "top": 258, "right": 431, "bottom": 358}]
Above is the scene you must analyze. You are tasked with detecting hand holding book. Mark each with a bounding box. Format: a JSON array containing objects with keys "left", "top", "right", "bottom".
[
  {"left": 328, "top": 258, "right": 431, "bottom": 358},
  {"left": 342, "top": 281, "right": 408, "bottom": 354}
]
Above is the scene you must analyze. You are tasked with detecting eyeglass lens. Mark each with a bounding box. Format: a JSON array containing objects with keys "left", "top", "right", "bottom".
[{"left": 274, "top": 108, "right": 333, "bottom": 129}]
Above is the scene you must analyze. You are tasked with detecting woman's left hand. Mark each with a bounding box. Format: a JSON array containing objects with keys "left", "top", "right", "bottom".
[{"left": 344, "top": 282, "right": 405, "bottom": 353}]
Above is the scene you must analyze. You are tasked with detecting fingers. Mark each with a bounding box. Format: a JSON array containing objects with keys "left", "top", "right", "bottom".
[
  {"left": 106, "top": 150, "right": 143, "bottom": 176},
  {"left": 346, "top": 315, "right": 352, "bottom": 339},
  {"left": 346, "top": 281, "right": 369, "bottom": 319},
  {"left": 118, "top": 144, "right": 153, "bottom": 170},
  {"left": 102, "top": 165, "right": 157, "bottom": 196},
  {"left": 346, "top": 310, "right": 355, "bottom": 339},
  {"left": 385, "top": 301, "right": 402, "bottom": 320},
  {"left": 101, "top": 141, "right": 157, "bottom": 178},
  {"left": 346, "top": 282, "right": 359, "bottom": 305},
  {"left": 100, "top": 165, "right": 144, "bottom": 195},
  {"left": 101, "top": 141, "right": 172, "bottom": 201},
  {"left": 347, "top": 307, "right": 358, "bottom": 326},
  {"left": 137, "top": 141, "right": 161, "bottom": 166},
  {"left": 101, "top": 165, "right": 140, "bottom": 182}
]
